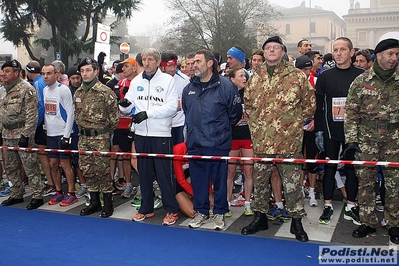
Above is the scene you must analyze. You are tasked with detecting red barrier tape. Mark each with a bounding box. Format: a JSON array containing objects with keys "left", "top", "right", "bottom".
[{"left": 1, "top": 145, "right": 398, "bottom": 167}]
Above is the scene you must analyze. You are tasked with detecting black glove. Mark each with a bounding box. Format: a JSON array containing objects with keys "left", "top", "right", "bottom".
[
  {"left": 341, "top": 142, "right": 362, "bottom": 160},
  {"left": 122, "top": 86, "right": 129, "bottom": 95},
  {"left": 60, "top": 137, "right": 71, "bottom": 149},
  {"left": 132, "top": 111, "right": 148, "bottom": 124},
  {"left": 18, "top": 134, "right": 29, "bottom": 148},
  {"left": 118, "top": 98, "right": 132, "bottom": 107},
  {"left": 97, "top": 52, "right": 106, "bottom": 66}
]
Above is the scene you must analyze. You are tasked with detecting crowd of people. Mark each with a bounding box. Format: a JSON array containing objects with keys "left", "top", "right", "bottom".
[{"left": 0, "top": 35, "right": 398, "bottom": 244}]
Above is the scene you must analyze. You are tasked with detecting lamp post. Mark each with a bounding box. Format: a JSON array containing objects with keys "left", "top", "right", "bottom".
[{"left": 309, "top": 0, "right": 312, "bottom": 42}]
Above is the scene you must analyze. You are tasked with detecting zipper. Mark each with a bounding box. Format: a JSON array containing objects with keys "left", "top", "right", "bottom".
[{"left": 146, "top": 79, "right": 150, "bottom": 136}]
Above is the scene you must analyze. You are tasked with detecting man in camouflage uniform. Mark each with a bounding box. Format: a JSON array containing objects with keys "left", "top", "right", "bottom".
[
  {"left": 74, "top": 58, "right": 119, "bottom": 218},
  {"left": 242, "top": 36, "right": 316, "bottom": 242},
  {"left": 0, "top": 60, "right": 44, "bottom": 210},
  {"left": 344, "top": 38, "right": 399, "bottom": 244}
]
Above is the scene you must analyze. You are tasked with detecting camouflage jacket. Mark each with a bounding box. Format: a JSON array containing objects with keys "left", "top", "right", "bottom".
[
  {"left": 0, "top": 78, "right": 38, "bottom": 139},
  {"left": 73, "top": 80, "right": 119, "bottom": 139},
  {"left": 244, "top": 61, "right": 316, "bottom": 155},
  {"left": 345, "top": 67, "right": 399, "bottom": 143}
]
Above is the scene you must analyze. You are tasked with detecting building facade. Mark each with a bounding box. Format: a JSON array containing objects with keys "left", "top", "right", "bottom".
[
  {"left": 269, "top": 1, "right": 346, "bottom": 57},
  {"left": 343, "top": 0, "right": 399, "bottom": 49}
]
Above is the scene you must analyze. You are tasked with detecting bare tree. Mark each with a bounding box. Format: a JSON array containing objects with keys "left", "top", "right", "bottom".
[{"left": 161, "top": 0, "right": 281, "bottom": 57}]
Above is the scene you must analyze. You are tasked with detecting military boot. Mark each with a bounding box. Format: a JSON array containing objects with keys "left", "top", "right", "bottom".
[
  {"left": 101, "top": 193, "right": 114, "bottom": 218},
  {"left": 80, "top": 192, "right": 102, "bottom": 216},
  {"left": 241, "top": 211, "right": 268, "bottom": 235},
  {"left": 290, "top": 217, "right": 309, "bottom": 242}
]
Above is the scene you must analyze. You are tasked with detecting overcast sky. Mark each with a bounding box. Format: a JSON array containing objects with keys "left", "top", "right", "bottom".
[{"left": 128, "top": 0, "right": 370, "bottom": 36}]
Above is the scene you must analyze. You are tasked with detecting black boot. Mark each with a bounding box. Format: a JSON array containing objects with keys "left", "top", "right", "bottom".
[
  {"left": 80, "top": 192, "right": 102, "bottom": 216},
  {"left": 352, "top": 224, "right": 376, "bottom": 238},
  {"left": 101, "top": 193, "right": 114, "bottom": 218},
  {"left": 241, "top": 211, "right": 268, "bottom": 235},
  {"left": 388, "top": 227, "right": 399, "bottom": 244},
  {"left": 290, "top": 218, "right": 309, "bottom": 242}
]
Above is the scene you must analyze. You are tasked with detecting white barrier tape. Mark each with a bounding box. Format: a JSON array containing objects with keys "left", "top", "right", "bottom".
[{"left": 1, "top": 145, "right": 398, "bottom": 167}]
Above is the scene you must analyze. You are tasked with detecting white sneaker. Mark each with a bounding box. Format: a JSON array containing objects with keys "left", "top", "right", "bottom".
[
  {"left": 234, "top": 174, "right": 243, "bottom": 185},
  {"left": 309, "top": 197, "right": 318, "bottom": 207},
  {"left": 309, "top": 192, "right": 318, "bottom": 207},
  {"left": 189, "top": 212, "right": 209, "bottom": 228},
  {"left": 244, "top": 202, "right": 254, "bottom": 216},
  {"left": 213, "top": 214, "right": 225, "bottom": 230}
]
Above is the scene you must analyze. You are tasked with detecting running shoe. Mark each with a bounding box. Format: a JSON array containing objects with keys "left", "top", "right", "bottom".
[
  {"left": 224, "top": 209, "right": 232, "bottom": 217},
  {"left": 344, "top": 206, "right": 361, "bottom": 225},
  {"left": 75, "top": 185, "right": 87, "bottom": 198},
  {"left": 131, "top": 196, "right": 141, "bottom": 207},
  {"left": 60, "top": 193, "right": 78, "bottom": 207},
  {"left": 213, "top": 214, "right": 225, "bottom": 230},
  {"left": 153, "top": 196, "right": 162, "bottom": 209},
  {"left": 279, "top": 207, "right": 291, "bottom": 223},
  {"left": 309, "top": 196, "right": 318, "bottom": 207},
  {"left": 189, "top": 212, "right": 209, "bottom": 228},
  {"left": 43, "top": 185, "right": 57, "bottom": 197},
  {"left": 244, "top": 202, "right": 254, "bottom": 216},
  {"left": 234, "top": 174, "right": 243, "bottom": 186},
  {"left": 162, "top": 213, "right": 178, "bottom": 226},
  {"left": 267, "top": 205, "right": 284, "bottom": 220},
  {"left": 121, "top": 184, "right": 137, "bottom": 199},
  {"left": 153, "top": 180, "right": 160, "bottom": 191},
  {"left": 115, "top": 178, "right": 126, "bottom": 190},
  {"left": 132, "top": 212, "right": 154, "bottom": 222},
  {"left": 230, "top": 193, "right": 245, "bottom": 207},
  {"left": 131, "top": 196, "right": 162, "bottom": 209},
  {"left": 376, "top": 204, "right": 384, "bottom": 212},
  {"left": 0, "top": 186, "right": 11, "bottom": 197},
  {"left": 319, "top": 206, "right": 334, "bottom": 225},
  {"left": 380, "top": 218, "right": 387, "bottom": 227},
  {"left": 48, "top": 192, "right": 64, "bottom": 205}
]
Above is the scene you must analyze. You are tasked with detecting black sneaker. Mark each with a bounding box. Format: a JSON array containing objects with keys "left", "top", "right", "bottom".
[
  {"left": 319, "top": 206, "right": 334, "bottom": 225},
  {"left": 344, "top": 206, "right": 361, "bottom": 225}
]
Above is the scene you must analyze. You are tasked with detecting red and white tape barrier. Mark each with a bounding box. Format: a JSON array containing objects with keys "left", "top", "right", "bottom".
[{"left": 0, "top": 145, "right": 398, "bottom": 167}]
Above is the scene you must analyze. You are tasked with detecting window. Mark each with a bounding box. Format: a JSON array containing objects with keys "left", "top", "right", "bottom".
[
  {"left": 358, "top": 31, "right": 367, "bottom": 43},
  {"left": 310, "top": 22, "right": 316, "bottom": 33},
  {"left": 286, "top": 24, "right": 291, "bottom": 34}
]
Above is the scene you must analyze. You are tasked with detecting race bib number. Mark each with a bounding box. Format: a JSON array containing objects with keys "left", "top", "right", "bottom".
[{"left": 332, "top": 97, "right": 346, "bottom": 122}]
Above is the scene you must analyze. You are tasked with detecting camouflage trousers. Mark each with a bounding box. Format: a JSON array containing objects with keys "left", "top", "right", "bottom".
[
  {"left": 356, "top": 136, "right": 399, "bottom": 228},
  {"left": 78, "top": 136, "right": 113, "bottom": 193},
  {"left": 252, "top": 153, "right": 306, "bottom": 218},
  {"left": 3, "top": 138, "right": 43, "bottom": 199}
]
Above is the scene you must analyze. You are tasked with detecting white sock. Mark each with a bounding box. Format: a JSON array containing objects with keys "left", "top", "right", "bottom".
[
  {"left": 244, "top": 201, "right": 251, "bottom": 206},
  {"left": 276, "top": 201, "right": 283, "bottom": 209},
  {"left": 309, "top": 187, "right": 315, "bottom": 194},
  {"left": 81, "top": 183, "right": 87, "bottom": 188},
  {"left": 325, "top": 203, "right": 333, "bottom": 209},
  {"left": 347, "top": 203, "right": 355, "bottom": 210}
]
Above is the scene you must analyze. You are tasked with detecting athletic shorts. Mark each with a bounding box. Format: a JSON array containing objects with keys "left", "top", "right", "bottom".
[
  {"left": 112, "top": 129, "right": 131, "bottom": 152},
  {"left": 34, "top": 124, "right": 47, "bottom": 145},
  {"left": 231, "top": 139, "right": 253, "bottom": 150},
  {"left": 47, "top": 135, "right": 71, "bottom": 160}
]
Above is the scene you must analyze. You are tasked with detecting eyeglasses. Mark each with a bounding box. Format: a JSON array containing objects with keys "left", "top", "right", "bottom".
[{"left": 264, "top": 45, "right": 283, "bottom": 51}]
